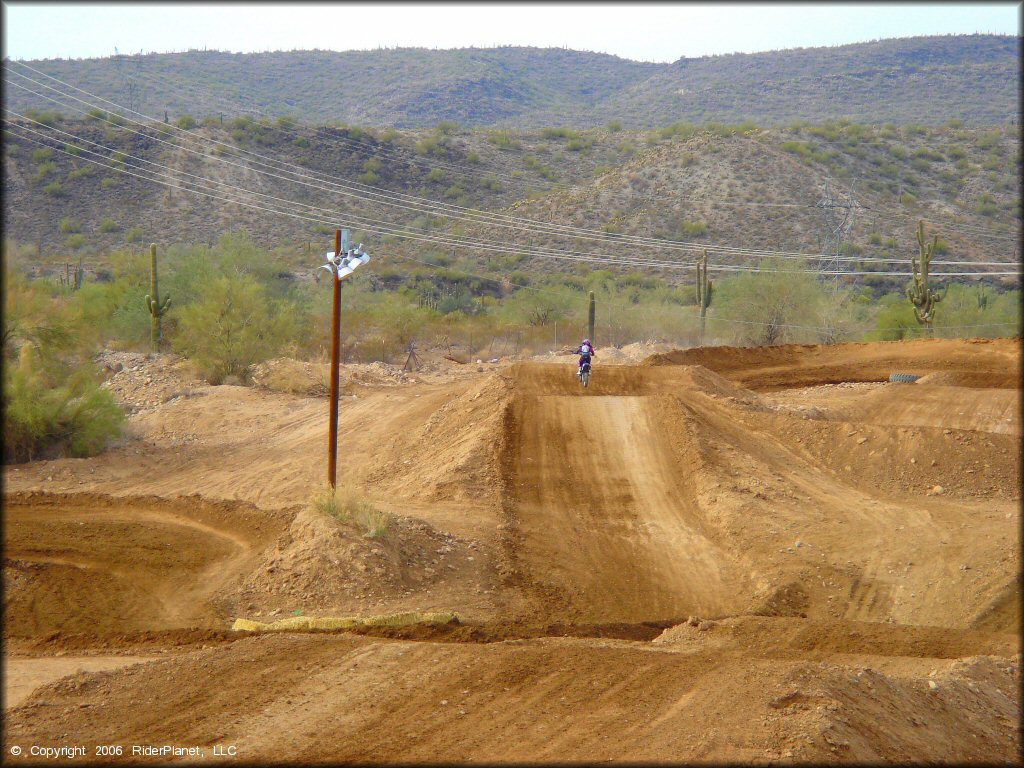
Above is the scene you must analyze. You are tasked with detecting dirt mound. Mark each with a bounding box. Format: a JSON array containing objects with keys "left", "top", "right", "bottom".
[
  {"left": 5, "top": 632, "right": 1018, "bottom": 764},
  {"left": 234, "top": 504, "right": 479, "bottom": 617},
  {"left": 366, "top": 373, "right": 511, "bottom": 503},
  {"left": 95, "top": 349, "right": 206, "bottom": 413},
  {"left": 654, "top": 615, "right": 1018, "bottom": 659},
  {"left": 915, "top": 370, "right": 1020, "bottom": 388},
  {"left": 3, "top": 492, "right": 286, "bottom": 637},
  {"left": 646, "top": 337, "right": 1021, "bottom": 390}
]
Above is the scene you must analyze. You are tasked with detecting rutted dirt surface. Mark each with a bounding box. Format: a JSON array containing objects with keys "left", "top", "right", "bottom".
[{"left": 2, "top": 338, "right": 1021, "bottom": 763}]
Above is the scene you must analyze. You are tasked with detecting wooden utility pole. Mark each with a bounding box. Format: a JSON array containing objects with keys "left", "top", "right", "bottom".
[
  {"left": 588, "top": 291, "right": 595, "bottom": 344},
  {"left": 327, "top": 228, "right": 345, "bottom": 489}
]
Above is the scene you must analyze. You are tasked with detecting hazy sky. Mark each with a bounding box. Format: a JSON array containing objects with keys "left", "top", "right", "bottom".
[{"left": 2, "top": 2, "right": 1020, "bottom": 62}]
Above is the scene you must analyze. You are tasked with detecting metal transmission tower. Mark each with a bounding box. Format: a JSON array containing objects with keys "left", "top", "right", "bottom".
[{"left": 815, "top": 178, "right": 860, "bottom": 289}]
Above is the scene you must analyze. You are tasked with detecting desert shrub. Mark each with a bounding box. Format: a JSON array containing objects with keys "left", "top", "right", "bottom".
[
  {"left": 486, "top": 131, "right": 520, "bottom": 149},
  {"left": 32, "top": 147, "right": 54, "bottom": 163},
  {"left": 3, "top": 361, "right": 124, "bottom": 463},
  {"left": 415, "top": 134, "right": 449, "bottom": 157},
  {"left": 125, "top": 227, "right": 144, "bottom": 243},
  {"left": 59, "top": 218, "right": 80, "bottom": 234},
  {"left": 67, "top": 166, "right": 93, "bottom": 180},
  {"left": 291, "top": 136, "right": 309, "bottom": 148},
  {"left": 976, "top": 130, "right": 1001, "bottom": 150},
  {"left": 101, "top": 177, "right": 116, "bottom": 188},
  {"left": 35, "top": 161, "right": 57, "bottom": 181},
  {"left": 24, "top": 109, "right": 61, "bottom": 126},
  {"left": 677, "top": 220, "right": 708, "bottom": 238},
  {"left": 98, "top": 218, "right": 120, "bottom": 233},
  {"left": 176, "top": 114, "right": 198, "bottom": 130},
  {"left": 541, "top": 127, "right": 578, "bottom": 140},
  {"left": 606, "top": 120, "right": 623, "bottom": 132},
  {"left": 868, "top": 294, "right": 922, "bottom": 341},
  {"left": 710, "top": 258, "right": 829, "bottom": 346},
  {"left": 65, "top": 234, "right": 86, "bottom": 250},
  {"left": 43, "top": 181, "right": 63, "bottom": 196},
  {"left": 424, "top": 168, "right": 445, "bottom": 184},
  {"left": 357, "top": 169, "right": 380, "bottom": 185},
  {"left": 84, "top": 108, "right": 107, "bottom": 122},
  {"left": 171, "top": 274, "right": 298, "bottom": 383},
  {"left": 975, "top": 194, "right": 998, "bottom": 217}
]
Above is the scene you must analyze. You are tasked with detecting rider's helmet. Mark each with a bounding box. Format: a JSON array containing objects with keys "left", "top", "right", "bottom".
[{"left": 583, "top": 338, "right": 590, "bottom": 345}]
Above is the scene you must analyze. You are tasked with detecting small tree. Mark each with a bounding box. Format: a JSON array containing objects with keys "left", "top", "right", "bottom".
[
  {"left": 712, "top": 258, "right": 826, "bottom": 346},
  {"left": 172, "top": 275, "right": 289, "bottom": 383}
]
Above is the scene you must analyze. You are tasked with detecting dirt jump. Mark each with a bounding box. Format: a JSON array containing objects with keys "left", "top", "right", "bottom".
[{"left": 3, "top": 338, "right": 1020, "bottom": 763}]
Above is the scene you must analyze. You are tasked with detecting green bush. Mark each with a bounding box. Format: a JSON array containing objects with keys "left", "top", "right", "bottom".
[
  {"left": 84, "top": 108, "right": 107, "bottom": 122},
  {"left": 976, "top": 194, "right": 999, "bottom": 217},
  {"left": 125, "top": 226, "right": 144, "bottom": 243},
  {"left": 35, "top": 161, "right": 57, "bottom": 181},
  {"left": 678, "top": 220, "right": 708, "bottom": 238},
  {"left": 68, "top": 166, "right": 93, "bottom": 180},
  {"left": 58, "top": 218, "right": 80, "bottom": 234},
  {"left": 99, "top": 218, "right": 120, "bottom": 233},
  {"left": 3, "top": 361, "right": 124, "bottom": 463},
  {"left": 172, "top": 274, "right": 297, "bottom": 384},
  {"left": 606, "top": 120, "right": 623, "bottom": 132},
  {"left": 176, "top": 114, "right": 198, "bottom": 129},
  {"left": 65, "top": 234, "right": 86, "bottom": 250},
  {"left": 357, "top": 170, "right": 380, "bottom": 186},
  {"left": 32, "top": 147, "right": 54, "bottom": 163},
  {"left": 101, "top": 177, "right": 116, "bottom": 189},
  {"left": 486, "top": 131, "right": 520, "bottom": 149},
  {"left": 43, "top": 181, "right": 63, "bottom": 196}
]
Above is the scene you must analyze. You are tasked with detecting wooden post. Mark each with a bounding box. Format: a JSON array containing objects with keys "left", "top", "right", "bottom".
[
  {"left": 588, "top": 291, "right": 595, "bottom": 345},
  {"left": 327, "top": 228, "right": 343, "bottom": 489}
]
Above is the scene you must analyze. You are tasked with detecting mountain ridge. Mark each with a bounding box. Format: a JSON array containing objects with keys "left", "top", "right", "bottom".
[{"left": 6, "top": 34, "right": 1018, "bottom": 128}]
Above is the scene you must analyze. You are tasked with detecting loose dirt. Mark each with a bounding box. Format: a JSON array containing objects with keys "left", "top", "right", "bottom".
[{"left": 2, "top": 338, "right": 1020, "bottom": 763}]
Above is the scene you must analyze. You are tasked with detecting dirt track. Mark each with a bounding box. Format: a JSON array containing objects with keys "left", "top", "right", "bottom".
[{"left": 3, "top": 339, "right": 1020, "bottom": 763}]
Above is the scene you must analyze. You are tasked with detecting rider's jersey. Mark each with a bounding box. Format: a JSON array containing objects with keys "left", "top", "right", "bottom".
[{"left": 576, "top": 343, "right": 594, "bottom": 358}]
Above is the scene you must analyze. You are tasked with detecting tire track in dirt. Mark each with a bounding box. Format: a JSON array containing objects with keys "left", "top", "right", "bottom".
[{"left": 3, "top": 493, "right": 286, "bottom": 636}]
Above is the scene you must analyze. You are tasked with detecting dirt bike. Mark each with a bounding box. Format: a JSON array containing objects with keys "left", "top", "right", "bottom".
[{"left": 578, "top": 360, "right": 591, "bottom": 388}]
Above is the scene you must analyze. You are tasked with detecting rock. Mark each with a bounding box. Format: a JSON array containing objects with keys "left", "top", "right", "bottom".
[
  {"left": 697, "top": 620, "right": 715, "bottom": 631},
  {"left": 929, "top": 485, "right": 944, "bottom": 496},
  {"left": 856, "top": 437, "right": 868, "bottom": 445},
  {"left": 928, "top": 680, "right": 939, "bottom": 690},
  {"left": 794, "top": 540, "right": 803, "bottom": 548},
  {"left": 686, "top": 616, "right": 700, "bottom": 627}
]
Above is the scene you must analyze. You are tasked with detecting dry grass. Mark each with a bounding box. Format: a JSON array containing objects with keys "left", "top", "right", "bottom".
[{"left": 313, "top": 482, "right": 391, "bottom": 539}]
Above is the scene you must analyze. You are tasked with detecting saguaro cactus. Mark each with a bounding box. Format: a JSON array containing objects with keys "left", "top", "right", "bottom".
[
  {"left": 588, "top": 291, "right": 595, "bottom": 345},
  {"left": 696, "top": 250, "right": 713, "bottom": 345},
  {"left": 906, "top": 221, "right": 944, "bottom": 335},
  {"left": 977, "top": 284, "right": 989, "bottom": 311},
  {"left": 144, "top": 243, "right": 171, "bottom": 350}
]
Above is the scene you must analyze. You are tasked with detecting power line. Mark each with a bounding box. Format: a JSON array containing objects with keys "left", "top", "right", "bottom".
[{"left": 9, "top": 117, "right": 1020, "bottom": 282}]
